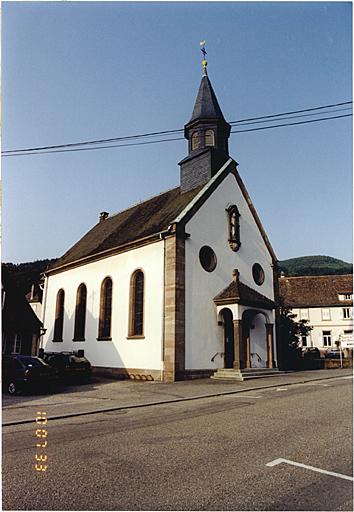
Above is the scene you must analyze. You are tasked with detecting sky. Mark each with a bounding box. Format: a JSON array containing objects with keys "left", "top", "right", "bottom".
[{"left": 2, "top": 1, "right": 352, "bottom": 264}]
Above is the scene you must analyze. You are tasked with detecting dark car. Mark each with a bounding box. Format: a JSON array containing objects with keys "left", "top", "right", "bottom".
[
  {"left": 43, "top": 352, "right": 92, "bottom": 381},
  {"left": 303, "top": 347, "right": 321, "bottom": 359},
  {"left": 2, "top": 355, "right": 58, "bottom": 395},
  {"left": 324, "top": 349, "right": 342, "bottom": 359}
]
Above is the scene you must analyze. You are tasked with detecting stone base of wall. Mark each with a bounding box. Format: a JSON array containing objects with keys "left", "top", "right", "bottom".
[
  {"left": 92, "top": 366, "right": 215, "bottom": 382},
  {"left": 92, "top": 366, "right": 162, "bottom": 381},
  {"left": 324, "top": 359, "right": 353, "bottom": 369},
  {"left": 181, "top": 369, "right": 214, "bottom": 380}
]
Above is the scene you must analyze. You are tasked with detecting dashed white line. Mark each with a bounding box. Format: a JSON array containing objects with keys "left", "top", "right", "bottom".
[
  {"left": 266, "top": 458, "right": 354, "bottom": 482},
  {"left": 276, "top": 388, "right": 288, "bottom": 391}
]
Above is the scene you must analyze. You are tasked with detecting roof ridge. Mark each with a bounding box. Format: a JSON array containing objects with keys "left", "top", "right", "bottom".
[{"left": 107, "top": 185, "right": 180, "bottom": 220}]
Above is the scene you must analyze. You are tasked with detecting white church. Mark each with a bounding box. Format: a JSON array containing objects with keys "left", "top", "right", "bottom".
[{"left": 42, "top": 59, "right": 279, "bottom": 381}]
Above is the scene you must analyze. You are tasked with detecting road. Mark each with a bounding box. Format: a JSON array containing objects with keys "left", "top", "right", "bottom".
[{"left": 2, "top": 376, "right": 353, "bottom": 511}]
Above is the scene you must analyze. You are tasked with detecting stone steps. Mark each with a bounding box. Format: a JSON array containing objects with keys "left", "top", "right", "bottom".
[{"left": 211, "top": 368, "right": 287, "bottom": 381}]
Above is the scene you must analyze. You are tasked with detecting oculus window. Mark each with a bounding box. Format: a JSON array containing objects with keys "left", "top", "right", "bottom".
[
  {"left": 252, "top": 263, "right": 265, "bottom": 286},
  {"left": 199, "top": 246, "right": 217, "bottom": 272}
]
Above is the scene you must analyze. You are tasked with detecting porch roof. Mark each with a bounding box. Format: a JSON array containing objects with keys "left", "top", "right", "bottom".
[{"left": 214, "top": 279, "right": 275, "bottom": 310}]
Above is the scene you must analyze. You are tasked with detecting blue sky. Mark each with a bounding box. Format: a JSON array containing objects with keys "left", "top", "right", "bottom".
[{"left": 2, "top": 1, "right": 352, "bottom": 264}]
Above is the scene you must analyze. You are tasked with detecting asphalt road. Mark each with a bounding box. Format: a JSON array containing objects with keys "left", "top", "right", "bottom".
[{"left": 2, "top": 376, "right": 353, "bottom": 511}]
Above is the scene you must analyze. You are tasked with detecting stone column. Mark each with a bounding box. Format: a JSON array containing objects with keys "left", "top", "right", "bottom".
[
  {"left": 232, "top": 319, "right": 242, "bottom": 370},
  {"left": 265, "top": 323, "right": 274, "bottom": 369}
]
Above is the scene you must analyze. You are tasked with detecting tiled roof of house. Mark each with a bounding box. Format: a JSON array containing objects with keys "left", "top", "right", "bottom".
[
  {"left": 50, "top": 185, "right": 202, "bottom": 271},
  {"left": 279, "top": 274, "right": 353, "bottom": 307},
  {"left": 214, "top": 279, "right": 275, "bottom": 310}
]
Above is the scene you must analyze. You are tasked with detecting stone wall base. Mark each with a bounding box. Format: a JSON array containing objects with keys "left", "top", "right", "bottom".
[
  {"left": 180, "top": 369, "right": 214, "bottom": 380},
  {"left": 92, "top": 366, "right": 162, "bottom": 381},
  {"left": 92, "top": 366, "right": 215, "bottom": 382},
  {"left": 324, "top": 359, "right": 353, "bottom": 369}
]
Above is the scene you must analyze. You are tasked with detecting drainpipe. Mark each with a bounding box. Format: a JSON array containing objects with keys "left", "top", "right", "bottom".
[{"left": 40, "top": 274, "right": 49, "bottom": 351}]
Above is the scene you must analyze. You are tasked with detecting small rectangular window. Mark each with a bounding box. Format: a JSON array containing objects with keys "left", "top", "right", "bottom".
[
  {"left": 322, "top": 331, "right": 332, "bottom": 347},
  {"left": 321, "top": 308, "right": 331, "bottom": 320},
  {"left": 343, "top": 308, "right": 352, "bottom": 319},
  {"left": 300, "top": 309, "right": 309, "bottom": 320}
]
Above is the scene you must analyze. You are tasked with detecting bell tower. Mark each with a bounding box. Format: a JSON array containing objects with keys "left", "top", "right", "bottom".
[{"left": 179, "top": 42, "right": 231, "bottom": 192}]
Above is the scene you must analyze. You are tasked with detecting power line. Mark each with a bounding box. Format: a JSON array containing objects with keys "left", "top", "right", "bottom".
[
  {"left": 229, "top": 100, "right": 352, "bottom": 124},
  {"left": 3, "top": 113, "right": 351, "bottom": 157},
  {"left": 2, "top": 100, "right": 352, "bottom": 155}
]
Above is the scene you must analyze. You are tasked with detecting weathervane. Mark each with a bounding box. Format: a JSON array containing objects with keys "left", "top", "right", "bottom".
[{"left": 200, "top": 40, "right": 208, "bottom": 76}]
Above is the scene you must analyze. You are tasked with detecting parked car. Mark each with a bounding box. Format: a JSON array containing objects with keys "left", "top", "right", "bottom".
[
  {"left": 43, "top": 352, "right": 92, "bottom": 381},
  {"left": 2, "top": 355, "right": 58, "bottom": 395},
  {"left": 303, "top": 347, "right": 321, "bottom": 359},
  {"left": 324, "top": 349, "right": 343, "bottom": 359}
]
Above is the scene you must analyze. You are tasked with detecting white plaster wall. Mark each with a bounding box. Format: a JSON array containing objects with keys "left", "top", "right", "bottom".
[
  {"left": 250, "top": 314, "right": 267, "bottom": 367},
  {"left": 185, "top": 172, "right": 275, "bottom": 370},
  {"left": 294, "top": 306, "right": 353, "bottom": 350},
  {"left": 43, "top": 241, "right": 165, "bottom": 370}
]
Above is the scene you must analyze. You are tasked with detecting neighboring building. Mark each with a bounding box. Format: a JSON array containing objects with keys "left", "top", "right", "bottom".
[
  {"left": 42, "top": 60, "right": 279, "bottom": 381},
  {"left": 279, "top": 274, "right": 353, "bottom": 353},
  {"left": 2, "top": 268, "right": 43, "bottom": 356},
  {"left": 26, "top": 283, "right": 43, "bottom": 321}
]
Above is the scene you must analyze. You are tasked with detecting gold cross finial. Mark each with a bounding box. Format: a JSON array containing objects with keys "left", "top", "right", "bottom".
[{"left": 200, "top": 40, "right": 208, "bottom": 76}]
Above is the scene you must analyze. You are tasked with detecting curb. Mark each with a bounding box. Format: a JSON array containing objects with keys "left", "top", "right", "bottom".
[{"left": 3, "top": 372, "right": 352, "bottom": 427}]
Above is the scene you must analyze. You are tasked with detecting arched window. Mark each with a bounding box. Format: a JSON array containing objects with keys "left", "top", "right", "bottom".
[
  {"left": 98, "top": 278, "right": 112, "bottom": 340},
  {"left": 129, "top": 270, "right": 144, "bottom": 337},
  {"left": 53, "top": 289, "right": 65, "bottom": 341},
  {"left": 191, "top": 131, "right": 200, "bottom": 151},
  {"left": 205, "top": 129, "right": 215, "bottom": 147},
  {"left": 226, "top": 205, "right": 241, "bottom": 252},
  {"left": 73, "top": 284, "right": 87, "bottom": 341}
]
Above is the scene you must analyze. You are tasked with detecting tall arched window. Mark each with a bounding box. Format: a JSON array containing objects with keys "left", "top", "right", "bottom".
[
  {"left": 226, "top": 205, "right": 241, "bottom": 252},
  {"left": 73, "top": 284, "right": 87, "bottom": 341},
  {"left": 53, "top": 289, "right": 65, "bottom": 341},
  {"left": 98, "top": 278, "right": 112, "bottom": 340},
  {"left": 191, "top": 131, "right": 200, "bottom": 151},
  {"left": 205, "top": 129, "right": 215, "bottom": 147},
  {"left": 129, "top": 270, "right": 144, "bottom": 337}
]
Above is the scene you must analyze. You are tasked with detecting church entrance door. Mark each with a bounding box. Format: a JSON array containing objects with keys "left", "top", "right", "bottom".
[{"left": 221, "top": 308, "right": 234, "bottom": 368}]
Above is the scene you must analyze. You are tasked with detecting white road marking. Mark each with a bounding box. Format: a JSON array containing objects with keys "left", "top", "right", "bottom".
[
  {"left": 276, "top": 388, "right": 288, "bottom": 391},
  {"left": 266, "top": 458, "right": 354, "bottom": 482},
  {"left": 238, "top": 395, "right": 262, "bottom": 399}
]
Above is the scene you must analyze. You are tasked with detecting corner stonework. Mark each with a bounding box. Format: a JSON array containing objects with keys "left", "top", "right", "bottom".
[{"left": 163, "top": 233, "right": 186, "bottom": 381}]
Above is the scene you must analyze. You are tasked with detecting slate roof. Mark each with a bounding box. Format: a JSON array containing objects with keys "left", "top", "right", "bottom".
[
  {"left": 189, "top": 75, "right": 227, "bottom": 123},
  {"left": 279, "top": 274, "right": 353, "bottom": 308},
  {"left": 50, "top": 185, "right": 203, "bottom": 271},
  {"left": 214, "top": 279, "right": 276, "bottom": 310}
]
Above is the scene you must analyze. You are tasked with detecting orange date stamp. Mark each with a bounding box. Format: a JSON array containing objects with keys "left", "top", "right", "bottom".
[{"left": 35, "top": 412, "right": 48, "bottom": 471}]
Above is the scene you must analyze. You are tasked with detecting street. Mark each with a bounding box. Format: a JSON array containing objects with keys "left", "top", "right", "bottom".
[{"left": 2, "top": 376, "right": 353, "bottom": 511}]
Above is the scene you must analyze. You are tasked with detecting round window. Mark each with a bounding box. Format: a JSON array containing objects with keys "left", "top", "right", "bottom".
[
  {"left": 252, "top": 263, "right": 265, "bottom": 285},
  {"left": 199, "top": 246, "right": 217, "bottom": 272}
]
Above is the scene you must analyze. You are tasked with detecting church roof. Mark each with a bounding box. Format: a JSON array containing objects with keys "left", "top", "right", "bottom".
[
  {"left": 214, "top": 278, "right": 276, "bottom": 310},
  {"left": 48, "top": 185, "right": 202, "bottom": 272},
  {"left": 279, "top": 274, "right": 353, "bottom": 308},
  {"left": 189, "top": 75, "right": 227, "bottom": 123}
]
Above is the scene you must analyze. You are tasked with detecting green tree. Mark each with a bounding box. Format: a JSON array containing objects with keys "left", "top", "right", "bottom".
[{"left": 277, "top": 300, "right": 313, "bottom": 369}]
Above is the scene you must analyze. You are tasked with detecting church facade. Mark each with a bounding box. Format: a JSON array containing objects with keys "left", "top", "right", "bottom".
[{"left": 42, "top": 64, "right": 279, "bottom": 381}]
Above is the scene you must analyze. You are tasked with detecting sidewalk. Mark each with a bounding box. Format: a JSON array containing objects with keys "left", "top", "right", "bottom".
[{"left": 2, "top": 368, "right": 352, "bottom": 426}]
